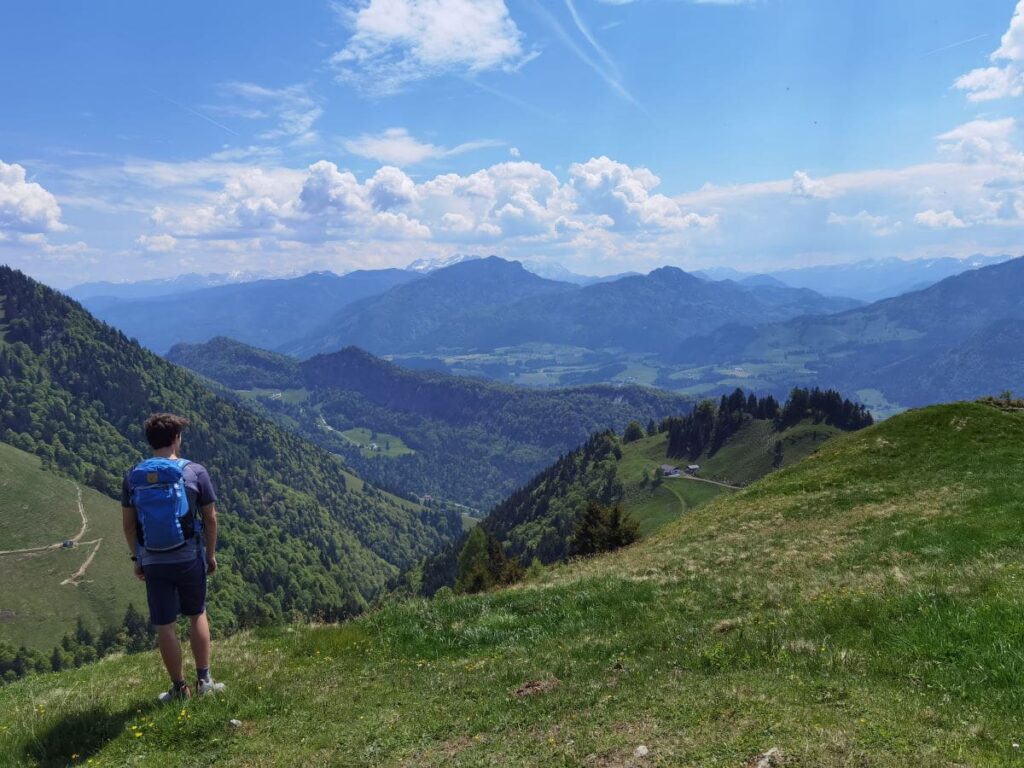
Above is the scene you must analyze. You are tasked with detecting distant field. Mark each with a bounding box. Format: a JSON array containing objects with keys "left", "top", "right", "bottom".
[
  {"left": 237, "top": 388, "right": 308, "bottom": 405},
  {"left": 339, "top": 427, "right": 414, "bottom": 458},
  {"left": 0, "top": 443, "right": 146, "bottom": 649},
  {"left": 615, "top": 432, "right": 730, "bottom": 536}
]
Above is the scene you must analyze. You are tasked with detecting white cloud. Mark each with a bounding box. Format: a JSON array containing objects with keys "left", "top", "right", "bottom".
[
  {"left": 827, "top": 210, "right": 901, "bottom": 236},
  {"left": 366, "top": 166, "right": 418, "bottom": 210},
  {"left": 937, "top": 118, "right": 1022, "bottom": 166},
  {"left": 0, "top": 160, "right": 65, "bottom": 234},
  {"left": 219, "top": 82, "right": 322, "bottom": 144},
  {"left": 342, "top": 127, "right": 501, "bottom": 166},
  {"left": 509, "top": 147, "right": 521, "bottom": 158},
  {"left": 332, "top": 0, "right": 532, "bottom": 94},
  {"left": 568, "top": 156, "right": 715, "bottom": 231},
  {"left": 136, "top": 234, "right": 178, "bottom": 252},
  {"left": 791, "top": 170, "right": 834, "bottom": 199},
  {"left": 954, "top": 1, "right": 1024, "bottom": 101},
  {"left": 138, "top": 154, "right": 714, "bottom": 259},
  {"left": 914, "top": 209, "right": 968, "bottom": 229}
]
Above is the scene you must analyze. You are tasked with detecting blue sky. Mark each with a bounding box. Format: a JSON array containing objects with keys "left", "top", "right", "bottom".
[{"left": 2, "top": 0, "right": 1023, "bottom": 286}]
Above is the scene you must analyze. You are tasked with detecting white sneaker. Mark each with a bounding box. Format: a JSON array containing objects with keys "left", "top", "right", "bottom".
[
  {"left": 197, "top": 677, "right": 226, "bottom": 695},
  {"left": 158, "top": 682, "right": 193, "bottom": 703}
]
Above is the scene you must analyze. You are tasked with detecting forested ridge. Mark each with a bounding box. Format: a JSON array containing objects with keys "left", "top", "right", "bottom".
[
  {"left": 168, "top": 338, "right": 695, "bottom": 508},
  {"left": 664, "top": 387, "right": 872, "bottom": 460},
  {"left": 0, "top": 266, "right": 459, "bottom": 634}
]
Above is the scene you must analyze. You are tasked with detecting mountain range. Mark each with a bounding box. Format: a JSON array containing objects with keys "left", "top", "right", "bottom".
[
  {"left": 281, "top": 256, "right": 862, "bottom": 358},
  {"left": 78, "top": 269, "right": 418, "bottom": 354},
  {"left": 696, "top": 254, "right": 1011, "bottom": 302},
  {"left": 681, "top": 256, "right": 1024, "bottom": 409}
]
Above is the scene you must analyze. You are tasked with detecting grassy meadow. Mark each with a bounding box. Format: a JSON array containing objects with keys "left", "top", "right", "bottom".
[
  {"left": 2, "top": 401, "right": 1022, "bottom": 765},
  {"left": 0, "top": 443, "right": 146, "bottom": 650}
]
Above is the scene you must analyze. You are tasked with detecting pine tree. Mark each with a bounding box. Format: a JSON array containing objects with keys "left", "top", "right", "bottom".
[{"left": 455, "top": 527, "right": 493, "bottom": 594}]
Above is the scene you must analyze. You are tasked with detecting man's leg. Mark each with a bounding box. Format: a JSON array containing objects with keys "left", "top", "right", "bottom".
[
  {"left": 156, "top": 623, "right": 184, "bottom": 682},
  {"left": 144, "top": 564, "right": 186, "bottom": 688},
  {"left": 187, "top": 612, "right": 211, "bottom": 671}
]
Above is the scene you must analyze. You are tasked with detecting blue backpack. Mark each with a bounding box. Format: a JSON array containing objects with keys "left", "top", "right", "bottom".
[{"left": 129, "top": 458, "right": 199, "bottom": 552}]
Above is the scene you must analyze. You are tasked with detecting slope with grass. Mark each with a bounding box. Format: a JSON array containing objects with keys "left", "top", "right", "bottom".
[
  {"left": 0, "top": 442, "right": 146, "bottom": 650},
  {"left": 3, "top": 401, "right": 1022, "bottom": 766}
]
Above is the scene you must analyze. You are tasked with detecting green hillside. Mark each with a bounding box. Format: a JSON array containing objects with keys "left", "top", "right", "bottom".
[
  {"left": 0, "top": 442, "right": 145, "bottom": 650},
  {"left": 2, "top": 401, "right": 1022, "bottom": 766}
]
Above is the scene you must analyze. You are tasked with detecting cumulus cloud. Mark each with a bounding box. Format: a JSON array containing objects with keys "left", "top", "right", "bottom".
[
  {"left": 569, "top": 156, "right": 715, "bottom": 231},
  {"left": 366, "top": 166, "right": 418, "bottom": 210},
  {"left": 342, "top": 127, "right": 501, "bottom": 166},
  {"left": 0, "top": 160, "right": 64, "bottom": 234},
  {"left": 914, "top": 209, "right": 968, "bottom": 229},
  {"left": 151, "top": 167, "right": 304, "bottom": 237},
  {"left": 955, "top": 1, "right": 1024, "bottom": 101},
  {"left": 140, "top": 155, "right": 715, "bottom": 256},
  {"left": 332, "top": 0, "right": 532, "bottom": 94}
]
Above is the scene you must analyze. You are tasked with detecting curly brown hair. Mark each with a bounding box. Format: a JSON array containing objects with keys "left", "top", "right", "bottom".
[{"left": 143, "top": 413, "right": 190, "bottom": 449}]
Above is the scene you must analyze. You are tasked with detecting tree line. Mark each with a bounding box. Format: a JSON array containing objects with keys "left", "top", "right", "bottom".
[
  {"left": 662, "top": 387, "right": 872, "bottom": 460},
  {"left": 0, "top": 605, "right": 153, "bottom": 685}
]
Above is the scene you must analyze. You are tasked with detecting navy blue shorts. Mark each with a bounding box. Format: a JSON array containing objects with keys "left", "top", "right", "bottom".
[{"left": 143, "top": 556, "right": 207, "bottom": 626}]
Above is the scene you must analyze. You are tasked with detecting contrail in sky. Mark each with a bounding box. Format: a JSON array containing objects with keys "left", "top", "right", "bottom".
[
  {"left": 564, "top": 0, "right": 622, "bottom": 81},
  {"left": 150, "top": 89, "right": 240, "bottom": 136},
  {"left": 921, "top": 33, "right": 988, "bottom": 58},
  {"left": 528, "top": 0, "right": 642, "bottom": 110}
]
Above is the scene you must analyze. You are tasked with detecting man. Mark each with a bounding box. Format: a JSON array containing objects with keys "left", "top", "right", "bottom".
[{"left": 121, "top": 412, "right": 225, "bottom": 702}]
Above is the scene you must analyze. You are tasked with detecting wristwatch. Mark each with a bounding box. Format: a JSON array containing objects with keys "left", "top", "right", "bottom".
[{"left": 129, "top": 554, "right": 138, "bottom": 562}]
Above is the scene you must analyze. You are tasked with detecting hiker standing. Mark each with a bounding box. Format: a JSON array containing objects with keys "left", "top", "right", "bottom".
[{"left": 121, "top": 413, "right": 225, "bottom": 701}]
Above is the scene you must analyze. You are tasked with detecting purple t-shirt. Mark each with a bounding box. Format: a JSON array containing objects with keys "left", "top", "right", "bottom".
[{"left": 121, "top": 459, "right": 217, "bottom": 566}]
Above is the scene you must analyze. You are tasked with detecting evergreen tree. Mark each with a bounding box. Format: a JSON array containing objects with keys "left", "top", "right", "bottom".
[
  {"left": 623, "top": 421, "right": 645, "bottom": 443},
  {"left": 455, "top": 527, "right": 493, "bottom": 594}
]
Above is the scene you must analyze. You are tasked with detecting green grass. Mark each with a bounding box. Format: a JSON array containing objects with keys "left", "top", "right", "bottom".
[
  {"left": 339, "top": 428, "right": 414, "bottom": 458},
  {"left": 4, "top": 402, "right": 1024, "bottom": 766},
  {"left": 614, "top": 432, "right": 729, "bottom": 535},
  {"left": 0, "top": 443, "right": 147, "bottom": 650},
  {"left": 699, "top": 419, "right": 841, "bottom": 486}
]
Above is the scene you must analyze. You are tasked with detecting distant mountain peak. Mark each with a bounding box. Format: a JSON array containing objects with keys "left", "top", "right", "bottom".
[{"left": 405, "top": 254, "right": 485, "bottom": 273}]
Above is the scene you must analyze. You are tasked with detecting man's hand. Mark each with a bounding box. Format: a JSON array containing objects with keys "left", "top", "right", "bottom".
[
  {"left": 133, "top": 563, "right": 145, "bottom": 581},
  {"left": 206, "top": 555, "right": 217, "bottom": 575}
]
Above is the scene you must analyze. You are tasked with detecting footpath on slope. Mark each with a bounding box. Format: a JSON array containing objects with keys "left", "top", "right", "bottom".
[{"left": 0, "top": 485, "right": 104, "bottom": 585}]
